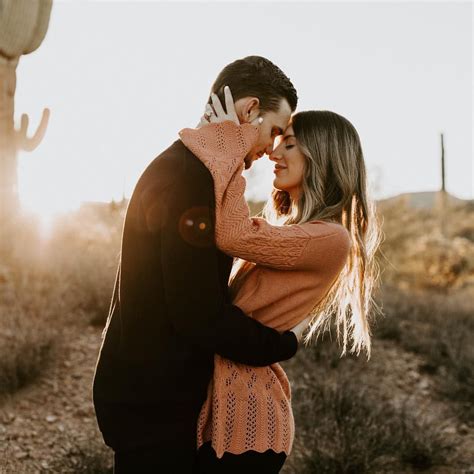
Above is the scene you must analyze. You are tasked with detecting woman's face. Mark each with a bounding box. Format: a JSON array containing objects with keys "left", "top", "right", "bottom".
[{"left": 269, "top": 124, "right": 307, "bottom": 200}]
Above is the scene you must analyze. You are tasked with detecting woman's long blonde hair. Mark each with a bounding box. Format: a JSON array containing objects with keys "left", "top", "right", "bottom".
[{"left": 229, "top": 111, "right": 383, "bottom": 360}]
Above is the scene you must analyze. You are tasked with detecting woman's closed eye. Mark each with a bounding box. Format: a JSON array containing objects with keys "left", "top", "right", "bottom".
[{"left": 285, "top": 145, "right": 294, "bottom": 150}]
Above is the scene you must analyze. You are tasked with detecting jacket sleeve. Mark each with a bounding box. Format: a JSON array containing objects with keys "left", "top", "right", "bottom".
[
  {"left": 179, "top": 121, "right": 352, "bottom": 271},
  {"left": 149, "top": 159, "right": 298, "bottom": 367}
]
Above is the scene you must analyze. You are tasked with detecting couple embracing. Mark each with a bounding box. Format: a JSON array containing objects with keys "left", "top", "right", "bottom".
[{"left": 92, "top": 55, "right": 381, "bottom": 473}]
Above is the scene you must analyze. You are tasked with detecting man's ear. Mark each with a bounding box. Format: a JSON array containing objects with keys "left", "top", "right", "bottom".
[{"left": 237, "top": 97, "right": 260, "bottom": 124}]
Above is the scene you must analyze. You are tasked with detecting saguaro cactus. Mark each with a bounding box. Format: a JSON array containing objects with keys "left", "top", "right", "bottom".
[{"left": 0, "top": 0, "right": 53, "bottom": 230}]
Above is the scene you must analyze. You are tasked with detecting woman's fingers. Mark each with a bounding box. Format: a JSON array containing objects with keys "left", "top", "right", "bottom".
[
  {"left": 196, "top": 115, "right": 209, "bottom": 129},
  {"left": 223, "top": 86, "right": 239, "bottom": 124},
  {"left": 204, "top": 88, "right": 240, "bottom": 125},
  {"left": 205, "top": 103, "right": 213, "bottom": 117},
  {"left": 210, "top": 92, "right": 226, "bottom": 118}
]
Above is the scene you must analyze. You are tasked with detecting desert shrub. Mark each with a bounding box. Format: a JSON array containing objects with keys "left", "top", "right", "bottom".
[
  {"left": 46, "top": 437, "right": 113, "bottom": 474},
  {"left": 0, "top": 203, "right": 124, "bottom": 395},
  {"left": 455, "top": 225, "right": 474, "bottom": 242},
  {"left": 291, "top": 370, "right": 453, "bottom": 473},
  {"left": 374, "top": 284, "right": 474, "bottom": 422},
  {"left": 41, "top": 202, "right": 124, "bottom": 327},
  {"left": 396, "top": 234, "right": 473, "bottom": 291},
  {"left": 378, "top": 199, "right": 474, "bottom": 291},
  {"left": 0, "top": 265, "right": 61, "bottom": 395}
]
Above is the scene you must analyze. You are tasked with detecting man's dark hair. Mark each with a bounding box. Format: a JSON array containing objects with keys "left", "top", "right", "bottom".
[{"left": 210, "top": 55, "right": 298, "bottom": 114}]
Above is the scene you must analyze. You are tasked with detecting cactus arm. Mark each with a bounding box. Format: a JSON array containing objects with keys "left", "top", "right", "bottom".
[{"left": 15, "top": 107, "right": 50, "bottom": 152}]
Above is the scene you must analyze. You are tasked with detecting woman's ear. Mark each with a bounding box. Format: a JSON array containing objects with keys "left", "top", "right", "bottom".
[{"left": 238, "top": 97, "right": 260, "bottom": 124}]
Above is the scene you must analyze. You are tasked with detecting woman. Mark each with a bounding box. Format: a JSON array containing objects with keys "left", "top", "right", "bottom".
[{"left": 179, "top": 88, "right": 382, "bottom": 473}]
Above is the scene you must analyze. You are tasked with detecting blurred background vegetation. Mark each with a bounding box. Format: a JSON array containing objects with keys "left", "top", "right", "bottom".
[{"left": 0, "top": 191, "right": 473, "bottom": 473}]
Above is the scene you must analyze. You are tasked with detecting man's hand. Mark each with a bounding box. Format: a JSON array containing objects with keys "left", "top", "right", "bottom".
[{"left": 290, "top": 315, "right": 312, "bottom": 343}]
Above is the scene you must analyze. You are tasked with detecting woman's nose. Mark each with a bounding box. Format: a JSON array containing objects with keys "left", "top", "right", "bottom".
[{"left": 269, "top": 151, "right": 282, "bottom": 162}]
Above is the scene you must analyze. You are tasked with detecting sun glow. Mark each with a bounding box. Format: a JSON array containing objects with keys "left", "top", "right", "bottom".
[{"left": 18, "top": 183, "right": 83, "bottom": 240}]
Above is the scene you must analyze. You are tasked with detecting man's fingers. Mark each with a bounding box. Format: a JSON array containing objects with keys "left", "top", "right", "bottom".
[{"left": 211, "top": 92, "right": 226, "bottom": 118}]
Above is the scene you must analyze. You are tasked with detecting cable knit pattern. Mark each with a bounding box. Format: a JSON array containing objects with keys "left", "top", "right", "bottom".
[
  {"left": 179, "top": 121, "right": 352, "bottom": 459},
  {"left": 180, "top": 121, "right": 314, "bottom": 269}
]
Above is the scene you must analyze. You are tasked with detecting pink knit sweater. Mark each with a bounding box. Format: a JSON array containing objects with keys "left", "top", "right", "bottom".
[{"left": 179, "top": 121, "right": 352, "bottom": 459}]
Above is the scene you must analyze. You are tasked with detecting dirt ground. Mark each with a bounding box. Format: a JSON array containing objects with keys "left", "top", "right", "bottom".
[{"left": 0, "top": 324, "right": 473, "bottom": 474}]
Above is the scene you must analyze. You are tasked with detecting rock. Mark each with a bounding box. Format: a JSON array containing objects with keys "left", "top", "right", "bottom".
[
  {"left": 439, "top": 366, "right": 448, "bottom": 376},
  {"left": 14, "top": 450, "right": 28, "bottom": 459},
  {"left": 407, "top": 369, "right": 420, "bottom": 380},
  {"left": 46, "top": 415, "right": 57, "bottom": 423},
  {"left": 442, "top": 425, "right": 457, "bottom": 435},
  {"left": 418, "top": 378, "right": 430, "bottom": 390},
  {"left": 40, "top": 460, "right": 49, "bottom": 469},
  {"left": 1, "top": 412, "right": 15, "bottom": 424},
  {"left": 458, "top": 424, "right": 469, "bottom": 435},
  {"left": 75, "top": 407, "right": 89, "bottom": 417}
]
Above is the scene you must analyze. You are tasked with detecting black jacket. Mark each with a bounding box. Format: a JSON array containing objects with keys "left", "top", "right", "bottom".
[{"left": 92, "top": 138, "right": 298, "bottom": 458}]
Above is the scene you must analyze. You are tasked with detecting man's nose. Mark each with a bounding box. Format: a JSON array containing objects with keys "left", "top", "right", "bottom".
[{"left": 264, "top": 142, "right": 274, "bottom": 156}]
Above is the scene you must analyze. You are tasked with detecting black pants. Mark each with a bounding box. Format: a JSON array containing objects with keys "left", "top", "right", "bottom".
[
  {"left": 196, "top": 441, "right": 287, "bottom": 473},
  {"left": 113, "top": 441, "right": 287, "bottom": 473},
  {"left": 113, "top": 445, "right": 198, "bottom": 473}
]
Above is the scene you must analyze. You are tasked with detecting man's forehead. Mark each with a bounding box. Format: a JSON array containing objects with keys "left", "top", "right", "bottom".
[
  {"left": 272, "top": 98, "right": 292, "bottom": 133},
  {"left": 273, "top": 119, "right": 291, "bottom": 137}
]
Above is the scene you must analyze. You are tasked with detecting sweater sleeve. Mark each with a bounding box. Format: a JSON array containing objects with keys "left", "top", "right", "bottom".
[
  {"left": 152, "top": 159, "right": 298, "bottom": 367},
  {"left": 179, "top": 121, "right": 351, "bottom": 271}
]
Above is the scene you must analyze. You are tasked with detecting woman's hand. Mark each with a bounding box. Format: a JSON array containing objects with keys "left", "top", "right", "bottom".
[
  {"left": 290, "top": 315, "right": 312, "bottom": 343},
  {"left": 197, "top": 86, "right": 263, "bottom": 128}
]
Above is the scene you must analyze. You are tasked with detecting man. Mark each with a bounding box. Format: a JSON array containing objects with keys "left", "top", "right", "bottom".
[{"left": 92, "top": 56, "right": 304, "bottom": 473}]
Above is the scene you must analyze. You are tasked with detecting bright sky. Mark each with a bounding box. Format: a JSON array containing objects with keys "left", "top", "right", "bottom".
[{"left": 15, "top": 0, "right": 472, "bottom": 221}]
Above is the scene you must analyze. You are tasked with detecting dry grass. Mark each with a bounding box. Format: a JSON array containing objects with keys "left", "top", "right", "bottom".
[
  {"left": 378, "top": 198, "right": 474, "bottom": 291},
  {"left": 0, "top": 221, "right": 60, "bottom": 396},
  {"left": 45, "top": 437, "right": 113, "bottom": 474},
  {"left": 293, "top": 373, "right": 453, "bottom": 473},
  {"left": 0, "top": 196, "right": 472, "bottom": 471},
  {"left": 0, "top": 203, "right": 123, "bottom": 396},
  {"left": 280, "top": 331, "right": 456, "bottom": 474},
  {"left": 374, "top": 284, "right": 474, "bottom": 423}
]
